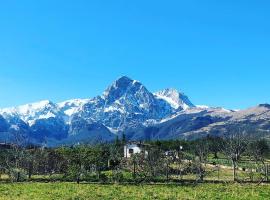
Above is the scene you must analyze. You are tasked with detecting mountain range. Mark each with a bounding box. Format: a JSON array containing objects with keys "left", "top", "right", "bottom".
[{"left": 0, "top": 76, "right": 269, "bottom": 146}]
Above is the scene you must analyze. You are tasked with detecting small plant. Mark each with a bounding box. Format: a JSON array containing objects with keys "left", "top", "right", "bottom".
[{"left": 8, "top": 168, "right": 27, "bottom": 182}]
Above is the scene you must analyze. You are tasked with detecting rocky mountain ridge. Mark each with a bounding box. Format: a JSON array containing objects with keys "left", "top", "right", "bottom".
[{"left": 0, "top": 76, "right": 269, "bottom": 146}]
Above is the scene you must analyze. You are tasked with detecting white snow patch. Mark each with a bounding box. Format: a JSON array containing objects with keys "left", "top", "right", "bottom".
[
  {"left": 10, "top": 125, "right": 20, "bottom": 131},
  {"left": 155, "top": 94, "right": 180, "bottom": 109},
  {"left": 104, "top": 106, "right": 125, "bottom": 114},
  {"left": 132, "top": 80, "right": 139, "bottom": 85},
  {"left": 58, "top": 99, "right": 89, "bottom": 108},
  {"left": 39, "top": 112, "right": 56, "bottom": 119},
  {"left": 196, "top": 105, "right": 210, "bottom": 109},
  {"left": 64, "top": 108, "right": 79, "bottom": 116},
  {"left": 106, "top": 126, "right": 118, "bottom": 134}
]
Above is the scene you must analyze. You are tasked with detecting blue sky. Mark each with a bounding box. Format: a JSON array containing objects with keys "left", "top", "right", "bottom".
[{"left": 0, "top": 0, "right": 269, "bottom": 109}]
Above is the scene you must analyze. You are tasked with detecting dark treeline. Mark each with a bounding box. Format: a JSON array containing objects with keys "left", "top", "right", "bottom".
[{"left": 0, "top": 130, "right": 270, "bottom": 184}]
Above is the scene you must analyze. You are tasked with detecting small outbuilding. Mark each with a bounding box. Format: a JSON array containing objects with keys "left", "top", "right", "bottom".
[{"left": 124, "top": 142, "right": 148, "bottom": 158}]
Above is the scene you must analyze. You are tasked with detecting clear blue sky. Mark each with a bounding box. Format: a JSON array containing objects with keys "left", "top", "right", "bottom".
[{"left": 0, "top": 0, "right": 269, "bottom": 109}]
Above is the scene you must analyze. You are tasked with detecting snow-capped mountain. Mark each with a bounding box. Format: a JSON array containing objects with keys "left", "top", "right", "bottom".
[
  {"left": 154, "top": 88, "right": 195, "bottom": 110},
  {"left": 0, "top": 100, "right": 60, "bottom": 126},
  {"left": 79, "top": 76, "right": 176, "bottom": 131},
  {"left": 0, "top": 76, "right": 195, "bottom": 145},
  {"left": 58, "top": 99, "right": 90, "bottom": 117},
  {"left": 0, "top": 76, "right": 269, "bottom": 146},
  {"left": 125, "top": 104, "right": 270, "bottom": 141}
]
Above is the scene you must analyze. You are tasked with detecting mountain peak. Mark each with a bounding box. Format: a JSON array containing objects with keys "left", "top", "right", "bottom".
[
  {"left": 31, "top": 100, "right": 54, "bottom": 107},
  {"left": 115, "top": 75, "right": 134, "bottom": 83},
  {"left": 0, "top": 100, "right": 54, "bottom": 113},
  {"left": 113, "top": 76, "right": 141, "bottom": 88},
  {"left": 258, "top": 103, "right": 270, "bottom": 109},
  {"left": 102, "top": 76, "right": 144, "bottom": 101},
  {"left": 0, "top": 99, "right": 59, "bottom": 125},
  {"left": 158, "top": 88, "right": 181, "bottom": 96}
]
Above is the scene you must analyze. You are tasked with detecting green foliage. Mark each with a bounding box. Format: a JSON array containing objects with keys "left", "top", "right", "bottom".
[
  {"left": 0, "top": 182, "right": 269, "bottom": 200},
  {"left": 8, "top": 168, "right": 27, "bottom": 182},
  {"left": 0, "top": 134, "right": 269, "bottom": 184}
]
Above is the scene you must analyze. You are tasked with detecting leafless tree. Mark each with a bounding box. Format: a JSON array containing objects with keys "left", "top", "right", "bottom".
[
  {"left": 247, "top": 139, "right": 270, "bottom": 183},
  {"left": 4, "top": 130, "right": 30, "bottom": 182},
  {"left": 194, "top": 140, "right": 209, "bottom": 182},
  {"left": 129, "top": 147, "right": 165, "bottom": 183},
  {"left": 222, "top": 127, "right": 250, "bottom": 182}
]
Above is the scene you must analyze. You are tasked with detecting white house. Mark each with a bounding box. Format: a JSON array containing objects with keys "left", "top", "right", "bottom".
[{"left": 124, "top": 142, "right": 148, "bottom": 158}]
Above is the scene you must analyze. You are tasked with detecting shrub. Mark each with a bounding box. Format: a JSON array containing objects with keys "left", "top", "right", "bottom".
[{"left": 8, "top": 168, "right": 27, "bottom": 182}]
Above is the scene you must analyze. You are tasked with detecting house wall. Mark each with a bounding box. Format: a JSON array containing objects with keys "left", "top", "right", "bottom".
[{"left": 124, "top": 144, "right": 142, "bottom": 158}]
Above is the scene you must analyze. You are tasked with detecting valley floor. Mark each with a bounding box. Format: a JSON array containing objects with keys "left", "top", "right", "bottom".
[{"left": 0, "top": 182, "right": 269, "bottom": 200}]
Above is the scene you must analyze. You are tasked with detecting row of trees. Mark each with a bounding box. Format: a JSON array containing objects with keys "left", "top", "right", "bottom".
[
  {"left": 0, "top": 129, "right": 269, "bottom": 184},
  {"left": 149, "top": 131, "right": 270, "bottom": 182}
]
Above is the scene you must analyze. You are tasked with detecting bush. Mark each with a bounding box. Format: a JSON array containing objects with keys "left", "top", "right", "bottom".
[
  {"left": 99, "top": 173, "right": 108, "bottom": 183},
  {"left": 106, "top": 170, "right": 124, "bottom": 183},
  {"left": 83, "top": 172, "right": 99, "bottom": 182},
  {"left": 8, "top": 168, "right": 27, "bottom": 182}
]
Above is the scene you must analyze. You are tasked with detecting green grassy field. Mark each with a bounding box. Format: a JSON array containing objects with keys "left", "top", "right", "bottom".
[{"left": 0, "top": 182, "right": 269, "bottom": 200}]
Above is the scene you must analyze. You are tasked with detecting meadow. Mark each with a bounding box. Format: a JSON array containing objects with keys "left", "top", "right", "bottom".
[
  {"left": 0, "top": 138, "right": 269, "bottom": 199},
  {"left": 0, "top": 182, "right": 269, "bottom": 200}
]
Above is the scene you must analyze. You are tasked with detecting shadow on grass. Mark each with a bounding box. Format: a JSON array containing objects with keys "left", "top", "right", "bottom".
[{"left": 0, "top": 178, "right": 269, "bottom": 187}]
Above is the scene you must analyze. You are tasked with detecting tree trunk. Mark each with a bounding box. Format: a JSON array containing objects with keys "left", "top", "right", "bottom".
[
  {"left": 16, "top": 172, "right": 21, "bottom": 182},
  {"left": 214, "top": 152, "right": 218, "bottom": 159},
  {"left": 76, "top": 169, "right": 81, "bottom": 184},
  {"left": 166, "top": 165, "right": 169, "bottom": 182},
  {"left": 76, "top": 175, "right": 80, "bottom": 184},
  {"left": 28, "top": 170, "right": 32, "bottom": 179},
  {"left": 133, "top": 162, "right": 136, "bottom": 180},
  {"left": 199, "top": 165, "right": 204, "bottom": 182},
  {"left": 264, "top": 164, "right": 269, "bottom": 182},
  {"left": 96, "top": 165, "right": 100, "bottom": 180},
  {"left": 267, "top": 165, "right": 269, "bottom": 182},
  {"left": 232, "top": 161, "right": 237, "bottom": 182},
  {"left": 28, "top": 163, "right": 33, "bottom": 179}
]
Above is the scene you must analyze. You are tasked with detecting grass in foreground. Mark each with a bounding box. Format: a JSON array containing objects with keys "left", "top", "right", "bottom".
[{"left": 0, "top": 182, "right": 269, "bottom": 200}]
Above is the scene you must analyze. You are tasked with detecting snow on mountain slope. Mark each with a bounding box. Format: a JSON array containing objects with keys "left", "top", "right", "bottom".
[
  {"left": 0, "top": 100, "right": 60, "bottom": 125},
  {"left": 196, "top": 105, "right": 210, "bottom": 109},
  {"left": 1, "top": 75, "right": 268, "bottom": 147},
  {"left": 79, "top": 76, "right": 175, "bottom": 131},
  {"left": 0, "top": 76, "right": 215, "bottom": 136},
  {"left": 58, "top": 99, "right": 90, "bottom": 116},
  {"left": 2, "top": 75, "right": 248, "bottom": 146},
  {"left": 0, "top": 98, "right": 90, "bottom": 125},
  {"left": 154, "top": 88, "right": 195, "bottom": 110}
]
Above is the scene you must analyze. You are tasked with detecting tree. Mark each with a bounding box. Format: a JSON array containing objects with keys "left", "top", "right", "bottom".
[
  {"left": 193, "top": 139, "right": 209, "bottom": 182},
  {"left": 58, "top": 146, "right": 86, "bottom": 184},
  {"left": 222, "top": 127, "right": 249, "bottom": 182},
  {"left": 121, "top": 133, "right": 126, "bottom": 145},
  {"left": 248, "top": 139, "right": 270, "bottom": 182},
  {"left": 140, "top": 147, "right": 165, "bottom": 182},
  {"left": 22, "top": 149, "right": 35, "bottom": 179},
  {"left": 5, "top": 130, "right": 30, "bottom": 182},
  {"left": 108, "top": 141, "right": 124, "bottom": 183},
  {"left": 206, "top": 136, "right": 223, "bottom": 159}
]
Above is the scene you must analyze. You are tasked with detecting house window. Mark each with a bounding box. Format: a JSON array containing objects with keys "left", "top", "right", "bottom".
[{"left": 129, "top": 148, "right": 134, "bottom": 154}]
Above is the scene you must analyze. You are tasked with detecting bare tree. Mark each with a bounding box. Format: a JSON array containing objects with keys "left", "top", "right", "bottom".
[
  {"left": 247, "top": 139, "right": 270, "bottom": 183},
  {"left": 5, "top": 130, "right": 30, "bottom": 182},
  {"left": 194, "top": 140, "right": 209, "bottom": 182},
  {"left": 129, "top": 147, "right": 164, "bottom": 183},
  {"left": 222, "top": 127, "right": 249, "bottom": 182}
]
